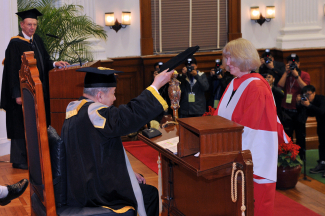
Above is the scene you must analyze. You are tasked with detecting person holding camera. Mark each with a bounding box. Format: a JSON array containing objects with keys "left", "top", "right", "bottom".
[
  {"left": 259, "top": 49, "right": 285, "bottom": 86},
  {"left": 152, "top": 62, "right": 164, "bottom": 79},
  {"left": 262, "top": 69, "right": 285, "bottom": 122},
  {"left": 278, "top": 54, "right": 310, "bottom": 159},
  {"left": 207, "top": 59, "right": 234, "bottom": 109},
  {"left": 177, "top": 57, "right": 209, "bottom": 118},
  {"left": 296, "top": 85, "right": 325, "bottom": 177},
  {"left": 151, "top": 62, "right": 172, "bottom": 122}
]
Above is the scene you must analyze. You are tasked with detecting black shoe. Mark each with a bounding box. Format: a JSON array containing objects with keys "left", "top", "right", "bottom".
[
  {"left": 0, "top": 179, "right": 29, "bottom": 206},
  {"left": 309, "top": 162, "right": 325, "bottom": 174},
  {"left": 12, "top": 163, "right": 28, "bottom": 170}
]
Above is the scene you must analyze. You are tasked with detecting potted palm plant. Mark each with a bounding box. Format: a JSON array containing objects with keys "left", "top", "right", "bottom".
[{"left": 277, "top": 141, "right": 303, "bottom": 189}]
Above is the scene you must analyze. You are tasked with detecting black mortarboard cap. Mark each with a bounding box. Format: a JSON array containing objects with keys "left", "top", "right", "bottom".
[
  {"left": 16, "top": 8, "right": 43, "bottom": 20},
  {"left": 159, "top": 46, "right": 200, "bottom": 72},
  {"left": 76, "top": 67, "right": 123, "bottom": 88}
]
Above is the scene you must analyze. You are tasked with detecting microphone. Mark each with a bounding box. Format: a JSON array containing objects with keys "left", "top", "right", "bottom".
[{"left": 45, "top": 33, "right": 82, "bottom": 66}]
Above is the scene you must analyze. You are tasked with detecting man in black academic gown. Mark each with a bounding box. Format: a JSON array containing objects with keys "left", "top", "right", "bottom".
[
  {"left": 61, "top": 67, "right": 174, "bottom": 216},
  {"left": 0, "top": 9, "right": 68, "bottom": 170}
]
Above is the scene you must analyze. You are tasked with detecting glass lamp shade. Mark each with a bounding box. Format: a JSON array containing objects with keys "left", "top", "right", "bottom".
[
  {"left": 250, "top": 7, "right": 260, "bottom": 20},
  {"left": 266, "top": 6, "right": 275, "bottom": 19},
  {"left": 105, "top": 12, "right": 115, "bottom": 26},
  {"left": 121, "top": 11, "right": 131, "bottom": 25}
]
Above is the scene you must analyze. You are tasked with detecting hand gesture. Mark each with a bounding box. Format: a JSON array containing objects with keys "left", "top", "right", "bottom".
[
  {"left": 190, "top": 70, "right": 198, "bottom": 77},
  {"left": 135, "top": 173, "right": 146, "bottom": 184},
  {"left": 151, "top": 68, "right": 174, "bottom": 90},
  {"left": 210, "top": 68, "right": 215, "bottom": 76},
  {"left": 16, "top": 97, "right": 22, "bottom": 105},
  {"left": 55, "top": 61, "right": 70, "bottom": 67}
]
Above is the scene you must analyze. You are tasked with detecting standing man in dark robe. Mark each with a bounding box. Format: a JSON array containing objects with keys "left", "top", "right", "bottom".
[
  {"left": 0, "top": 8, "right": 68, "bottom": 170},
  {"left": 61, "top": 67, "right": 174, "bottom": 216}
]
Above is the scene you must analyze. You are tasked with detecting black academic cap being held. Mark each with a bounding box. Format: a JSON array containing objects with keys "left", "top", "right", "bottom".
[
  {"left": 16, "top": 8, "right": 43, "bottom": 20},
  {"left": 76, "top": 67, "right": 123, "bottom": 88},
  {"left": 159, "top": 45, "right": 200, "bottom": 72}
]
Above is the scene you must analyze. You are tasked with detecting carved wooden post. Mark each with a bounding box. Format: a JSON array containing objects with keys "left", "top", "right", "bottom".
[{"left": 168, "top": 71, "right": 181, "bottom": 121}]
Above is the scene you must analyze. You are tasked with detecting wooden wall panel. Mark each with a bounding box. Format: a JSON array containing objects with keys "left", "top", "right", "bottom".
[{"left": 228, "top": 0, "right": 242, "bottom": 41}]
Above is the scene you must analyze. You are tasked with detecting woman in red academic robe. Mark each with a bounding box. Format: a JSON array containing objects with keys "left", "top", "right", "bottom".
[{"left": 213, "top": 38, "right": 290, "bottom": 216}]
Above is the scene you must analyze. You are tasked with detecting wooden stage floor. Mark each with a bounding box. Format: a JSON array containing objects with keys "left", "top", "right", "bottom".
[{"left": 1, "top": 153, "right": 325, "bottom": 215}]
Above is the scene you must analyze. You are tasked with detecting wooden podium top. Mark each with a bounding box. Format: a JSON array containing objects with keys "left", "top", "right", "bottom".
[
  {"left": 139, "top": 115, "right": 246, "bottom": 179},
  {"left": 177, "top": 115, "right": 243, "bottom": 135}
]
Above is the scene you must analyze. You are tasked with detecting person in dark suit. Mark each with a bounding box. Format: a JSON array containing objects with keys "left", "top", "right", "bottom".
[
  {"left": 262, "top": 69, "right": 285, "bottom": 122},
  {"left": 0, "top": 9, "right": 68, "bottom": 169},
  {"left": 177, "top": 57, "right": 209, "bottom": 118},
  {"left": 259, "top": 49, "right": 285, "bottom": 86},
  {"left": 297, "top": 85, "right": 325, "bottom": 177}
]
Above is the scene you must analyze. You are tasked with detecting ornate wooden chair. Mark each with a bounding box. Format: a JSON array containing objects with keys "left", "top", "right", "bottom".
[{"left": 19, "top": 51, "right": 134, "bottom": 216}]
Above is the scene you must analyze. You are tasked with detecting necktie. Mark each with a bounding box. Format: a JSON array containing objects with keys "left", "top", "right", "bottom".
[{"left": 30, "top": 39, "right": 35, "bottom": 50}]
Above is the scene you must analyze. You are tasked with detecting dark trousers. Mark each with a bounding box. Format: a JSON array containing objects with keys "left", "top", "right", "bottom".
[
  {"left": 282, "top": 109, "right": 306, "bottom": 160},
  {"left": 10, "top": 138, "right": 27, "bottom": 164},
  {"left": 318, "top": 126, "right": 325, "bottom": 161},
  {"left": 139, "top": 184, "right": 159, "bottom": 216}
]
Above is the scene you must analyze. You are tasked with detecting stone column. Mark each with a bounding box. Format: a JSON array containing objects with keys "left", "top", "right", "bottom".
[
  {"left": 276, "top": 0, "right": 325, "bottom": 49},
  {"left": 57, "top": 0, "right": 106, "bottom": 60},
  {"left": 0, "top": 0, "right": 18, "bottom": 157}
]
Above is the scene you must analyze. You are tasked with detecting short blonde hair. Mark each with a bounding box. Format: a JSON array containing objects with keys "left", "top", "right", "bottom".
[{"left": 222, "top": 38, "right": 261, "bottom": 72}]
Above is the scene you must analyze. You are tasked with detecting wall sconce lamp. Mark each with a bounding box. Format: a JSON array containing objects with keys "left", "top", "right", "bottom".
[
  {"left": 105, "top": 11, "right": 131, "bottom": 33},
  {"left": 250, "top": 6, "right": 275, "bottom": 26}
]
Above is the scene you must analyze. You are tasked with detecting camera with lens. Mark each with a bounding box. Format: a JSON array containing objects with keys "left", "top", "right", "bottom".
[
  {"left": 289, "top": 62, "right": 297, "bottom": 71},
  {"left": 155, "top": 62, "right": 164, "bottom": 73},
  {"left": 185, "top": 58, "right": 194, "bottom": 77},
  {"left": 263, "top": 49, "right": 272, "bottom": 64},
  {"left": 301, "top": 94, "right": 308, "bottom": 101},
  {"left": 289, "top": 54, "right": 298, "bottom": 71},
  {"left": 214, "top": 59, "right": 223, "bottom": 77},
  {"left": 264, "top": 57, "right": 272, "bottom": 64}
]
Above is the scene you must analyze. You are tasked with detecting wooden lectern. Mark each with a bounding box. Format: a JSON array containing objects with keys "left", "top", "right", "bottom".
[
  {"left": 48, "top": 61, "right": 102, "bottom": 134},
  {"left": 139, "top": 115, "right": 254, "bottom": 216}
]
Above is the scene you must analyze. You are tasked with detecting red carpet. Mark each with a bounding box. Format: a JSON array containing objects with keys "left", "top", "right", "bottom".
[
  {"left": 123, "top": 141, "right": 159, "bottom": 174},
  {"left": 123, "top": 141, "right": 320, "bottom": 216}
]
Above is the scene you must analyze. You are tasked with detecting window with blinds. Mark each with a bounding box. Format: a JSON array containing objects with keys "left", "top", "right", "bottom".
[{"left": 151, "top": 0, "right": 228, "bottom": 54}]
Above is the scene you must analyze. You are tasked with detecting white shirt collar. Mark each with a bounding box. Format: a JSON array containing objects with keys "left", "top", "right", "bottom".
[{"left": 22, "top": 31, "right": 33, "bottom": 40}]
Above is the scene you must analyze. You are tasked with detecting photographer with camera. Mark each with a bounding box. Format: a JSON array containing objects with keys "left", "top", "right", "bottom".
[
  {"left": 207, "top": 59, "right": 234, "bottom": 109},
  {"left": 151, "top": 62, "right": 172, "bottom": 121},
  {"left": 262, "top": 69, "right": 285, "bottom": 122},
  {"left": 296, "top": 85, "right": 325, "bottom": 177},
  {"left": 259, "top": 49, "right": 285, "bottom": 86},
  {"left": 153, "top": 61, "right": 164, "bottom": 79},
  {"left": 278, "top": 53, "right": 310, "bottom": 159},
  {"left": 177, "top": 56, "right": 209, "bottom": 118}
]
